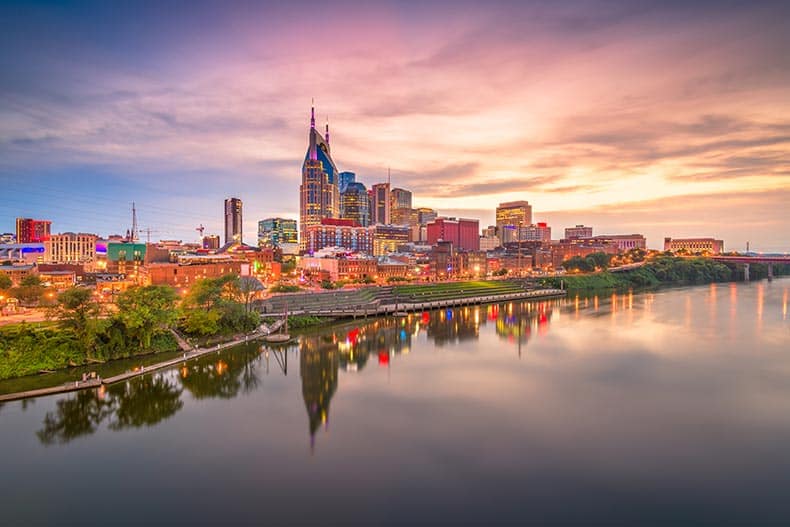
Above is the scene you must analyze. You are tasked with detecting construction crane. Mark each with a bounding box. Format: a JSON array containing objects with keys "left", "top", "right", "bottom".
[
  {"left": 140, "top": 228, "right": 161, "bottom": 244},
  {"left": 196, "top": 224, "right": 205, "bottom": 240}
]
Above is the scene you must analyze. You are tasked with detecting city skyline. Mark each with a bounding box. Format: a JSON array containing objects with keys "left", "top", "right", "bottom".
[{"left": 1, "top": 1, "right": 789, "bottom": 251}]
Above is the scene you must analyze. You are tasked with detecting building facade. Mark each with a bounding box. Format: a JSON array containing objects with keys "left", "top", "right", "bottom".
[
  {"left": 564, "top": 225, "right": 593, "bottom": 239},
  {"left": 224, "top": 197, "right": 243, "bottom": 244},
  {"left": 340, "top": 181, "right": 370, "bottom": 227},
  {"left": 258, "top": 218, "right": 298, "bottom": 248},
  {"left": 663, "top": 237, "right": 724, "bottom": 254},
  {"left": 304, "top": 218, "right": 374, "bottom": 255},
  {"left": 518, "top": 222, "right": 552, "bottom": 243},
  {"left": 495, "top": 201, "right": 532, "bottom": 241},
  {"left": 46, "top": 232, "right": 97, "bottom": 266},
  {"left": 426, "top": 217, "right": 480, "bottom": 252},
  {"left": 371, "top": 183, "right": 391, "bottom": 225},
  {"left": 373, "top": 225, "right": 410, "bottom": 256},
  {"left": 16, "top": 218, "right": 52, "bottom": 243},
  {"left": 592, "top": 234, "right": 647, "bottom": 251}
]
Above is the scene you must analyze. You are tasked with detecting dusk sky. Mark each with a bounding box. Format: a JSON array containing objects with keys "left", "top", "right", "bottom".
[{"left": 1, "top": 0, "right": 788, "bottom": 251}]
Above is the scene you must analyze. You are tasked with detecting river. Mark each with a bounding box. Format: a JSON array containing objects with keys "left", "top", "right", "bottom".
[{"left": 1, "top": 279, "right": 788, "bottom": 525}]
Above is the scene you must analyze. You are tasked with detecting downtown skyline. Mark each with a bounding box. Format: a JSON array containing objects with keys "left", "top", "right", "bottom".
[{"left": 1, "top": 1, "right": 789, "bottom": 251}]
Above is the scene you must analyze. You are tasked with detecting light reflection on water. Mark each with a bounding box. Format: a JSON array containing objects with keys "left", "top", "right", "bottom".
[{"left": 1, "top": 279, "right": 789, "bottom": 525}]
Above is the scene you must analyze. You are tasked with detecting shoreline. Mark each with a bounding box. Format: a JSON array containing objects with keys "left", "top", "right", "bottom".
[{"left": 0, "top": 288, "right": 566, "bottom": 401}]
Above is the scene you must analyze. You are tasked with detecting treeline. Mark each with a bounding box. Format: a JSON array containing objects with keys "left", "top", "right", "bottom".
[
  {"left": 544, "top": 256, "right": 773, "bottom": 290},
  {"left": 0, "top": 286, "right": 180, "bottom": 380},
  {"left": 0, "top": 274, "right": 265, "bottom": 380}
]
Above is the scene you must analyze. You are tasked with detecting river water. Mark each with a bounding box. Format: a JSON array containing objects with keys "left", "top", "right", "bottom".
[{"left": 1, "top": 279, "right": 789, "bottom": 525}]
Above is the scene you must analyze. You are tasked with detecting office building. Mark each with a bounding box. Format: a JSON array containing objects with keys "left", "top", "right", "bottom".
[
  {"left": 224, "top": 198, "right": 243, "bottom": 244},
  {"left": 564, "top": 225, "right": 593, "bottom": 239},
  {"left": 15, "top": 218, "right": 52, "bottom": 243},
  {"left": 416, "top": 207, "right": 438, "bottom": 225},
  {"left": 300, "top": 104, "right": 340, "bottom": 250},
  {"left": 340, "top": 181, "right": 370, "bottom": 227},
  {"left": 304, "top": 218, "right": 374, "bottom": 255},
  {"left": 258, "top": 218, "right": 298, "bottom": 248},
  {"left": 391, "top": 187, "right": 412, "bottom": 210},
  {"left": 371, "top": 183, "right": 391, "bottom": 225},
  {"left": 339, "top": 171, "right": 356, "bottom": 193},
  {"left": 518, "top": 223, "right": 552, "bottom": 243},
  {"left": 426, "top": 217, "right": 480, "bottom": 252},
  {"left": 496, "top": 201, "right": 532, "bottom": 228},
  {"left": 373, "top": 225, "right": 410, "bottom": 256}
]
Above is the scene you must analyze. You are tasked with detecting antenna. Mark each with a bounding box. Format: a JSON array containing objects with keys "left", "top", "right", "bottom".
[
  {"left": 131, "top": 202, "right": 138, "bottom": 242},
  {"left": 387, "top": 167, "right": 391, "bottom": 186},
  {"left": 196, "top": 224, "right": 205, "bottom": 240}
]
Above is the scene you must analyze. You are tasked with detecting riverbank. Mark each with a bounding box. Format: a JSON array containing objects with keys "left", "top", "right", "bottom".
[
  {"left": 0, "top": 329, "right": 270, "bottom": 402},
  {"left": 543, "top": 256, "right": 789, "bottom": 291}
]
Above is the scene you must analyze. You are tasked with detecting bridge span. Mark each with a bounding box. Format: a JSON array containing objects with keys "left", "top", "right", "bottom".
[{"left": 709, "top": 255, "right": 790, "bottom": 281}]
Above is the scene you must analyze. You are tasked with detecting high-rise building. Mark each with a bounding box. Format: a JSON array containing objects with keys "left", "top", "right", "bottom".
[
  {"left": 339, "top": 171, "right": 356, "bottom": 193},
  {"left": 426, "top": 217, "right": 480, "bottom": 251},
  {"left": 258, "top": 218, "right": 298, "bottom": 247},
  {"left": 16, "top": 218, "right": 52, "bottom": 243},
  {"left": 565, "top": 225, "right": 593, "bottom": 239},
  {"left": 300, "top": 104, "right": 340, "bottom": 250},
  {"left": 371, "top": 183, "right": 390, "bottom": 225},
  {"left": 390, "top": 188, "right": 412, "bottom": 210},
  {"left": 340, "top": 182, "right": 370, "bottom": 227},
  {"left": 46, "top": 232, "right": 97, "bottom": 265},
  {"left": 496, "top": 201, "right": 532, "bottom": 242},
  {"left": 415, "top": 207, "right": 438, "bottom": 225},
  {"left": 373, "top": 225, "right": 410, "bottom": 255},
  {"left": 224, "top": 198, "right": 243, "bottom": 244}
]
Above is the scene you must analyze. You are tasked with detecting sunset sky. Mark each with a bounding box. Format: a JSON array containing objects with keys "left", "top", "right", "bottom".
[{"left": 1, "top": 1, "right": 788, "bottom": 251}]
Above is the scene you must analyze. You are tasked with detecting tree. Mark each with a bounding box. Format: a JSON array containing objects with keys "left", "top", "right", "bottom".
[
  {"left": 238, "top": 276, "right": 264, "bottom": 313},
  {"left": 0, "top": 274, "right": 11, "bottom": 290},
  {"left": 20, "top": 274, "right": 42, "bottom": 287},
  {"left": 115, "top": 285, "right": 178, "bottom": 349},
  {"left": 50, "top": 287, "right": 102, "bottom": 354}
]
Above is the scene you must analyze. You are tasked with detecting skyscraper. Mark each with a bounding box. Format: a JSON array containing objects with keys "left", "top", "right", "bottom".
[
  {"left": 339, "top": 171, "right": 356, "bottom": 193},
  {"left": 340, "top": 181, "right": 370, "bottom": 227},
  {"left": 371, "top": 183, "right": 390, "bottom": 225},
  {"left": 224, "top": 197, "right": 243, "bottom": 244},
  {"left": 390, "top": 188, "right": 412, "bottom": 210},
  {"left": 258, "top": 218, "right": 298, "bottom": 247},
  {"left": 496, "top": 201, "right": 532, "bottom": 243},
  {"left": 300, "top": 103, "right": 340, "bottom": 251}
]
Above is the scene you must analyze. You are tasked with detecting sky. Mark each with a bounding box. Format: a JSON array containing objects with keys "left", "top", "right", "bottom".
[{"left": 1, "top": 0, "right": 789, "bottom": 251}]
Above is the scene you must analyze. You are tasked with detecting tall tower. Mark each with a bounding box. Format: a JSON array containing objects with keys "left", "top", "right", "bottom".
[
  {"left": 371, "top": 182, "right": 391, "bottom": 225},
  {"left": 300, "top": 102, "right": 339, "bottom": 251},
  {"left": 224, "top": 197, "right": 243, "bottom": 244}
]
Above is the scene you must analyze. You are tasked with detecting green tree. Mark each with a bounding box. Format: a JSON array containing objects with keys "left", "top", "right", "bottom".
[
  {"left": 238, "top": 276, "right": 264, "bottom": 313},
  {"left": 50, "top": 287, "right": 102, "bottom": 354},
  {"left": 0, "top": 273, "right": 12, "bottom": 290},
  {"left": 115, "top": 285, "right": 178, "bottom": 349},
  {"left": 20, "top": 274, "right": 42, "bottom": 287}
]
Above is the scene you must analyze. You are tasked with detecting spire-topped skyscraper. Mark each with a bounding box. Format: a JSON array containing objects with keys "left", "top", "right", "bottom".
[{"left": 300, "top": 102, "right": 340, "bottom": 251}]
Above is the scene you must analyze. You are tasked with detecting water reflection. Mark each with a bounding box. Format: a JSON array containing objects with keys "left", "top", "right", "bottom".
[
  {"left": 37, "top": 376, "right": 183, "bottom": 445},
  {"left": 25, "top": 281, "right": 790, "bottom": 451}
]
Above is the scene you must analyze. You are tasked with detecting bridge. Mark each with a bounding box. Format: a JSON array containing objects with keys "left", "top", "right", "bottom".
[{"left": 709, "top": 255, "right": 790, "bottom": 281}]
